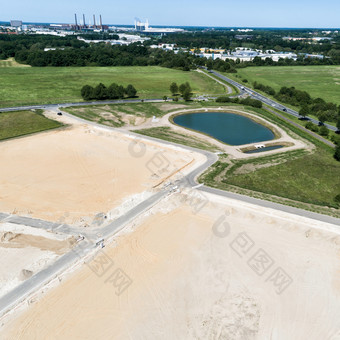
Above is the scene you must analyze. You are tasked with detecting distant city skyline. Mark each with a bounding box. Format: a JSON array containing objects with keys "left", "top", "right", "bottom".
[{"left": 2, "top": 0, "right": 340, "bottom": 28}]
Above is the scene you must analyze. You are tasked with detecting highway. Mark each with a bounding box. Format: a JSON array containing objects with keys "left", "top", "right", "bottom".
[{"left": 208, "top": 69, "right": 339, "bottom": 132}]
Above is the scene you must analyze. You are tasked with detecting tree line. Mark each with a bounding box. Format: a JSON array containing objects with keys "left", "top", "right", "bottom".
[
  {"left": 215, "top": 96, "right": 263, "bottom": 108},
  {"left": 169, "top": 82, "right": 192, "bottom": 101},
  {"left": 81, "top": 83, "right": 137, "bottom": 101},
  {"left": 250, "top": 82, "right": 340, "bottom": 124}
]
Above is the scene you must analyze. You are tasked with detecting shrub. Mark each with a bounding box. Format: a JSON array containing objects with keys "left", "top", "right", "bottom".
[
  {"left": 305, "top": 121, "right": 319, "bottom": 133},
  {"left": 216, "top": 96, "right": 231, "bottom": 103},
  {"left": 335, "top": 194, "right": 340, "bottom": 204},
  {"left": 319, "top": 125, "right": 329, "bottom": 137},
  {"left": 334, "top": 145, "right": 340, "bottom": 162}
]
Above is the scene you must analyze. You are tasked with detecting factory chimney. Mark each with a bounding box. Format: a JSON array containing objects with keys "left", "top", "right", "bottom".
[
  {"left": 83, "top": 14, "right": 86, "bottom": 28},
  {"left": 100, "top": 15, "right": 103, "bottom": 30},
  {"left": 74, "top": 13, "right": 78, "bottom": 30},
  {"left": 93, "top": 14, "right": 96, "bottom": 28}
]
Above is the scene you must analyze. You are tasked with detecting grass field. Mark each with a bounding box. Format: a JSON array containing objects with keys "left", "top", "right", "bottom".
[
  {"left": 232, "top": 65, "right": 340, "bottom": 105},
  {"left": 0, "top": 110, "right": 63, "bottom": 141},
  {"left": 199, "top": 103, "right": 340, "bottom": 212},
  {"left": 0, "top": 66, "right": 225, "bottom": 108},
  {"left": 223, "top": 149, "right": 340, "bottom": 208}
]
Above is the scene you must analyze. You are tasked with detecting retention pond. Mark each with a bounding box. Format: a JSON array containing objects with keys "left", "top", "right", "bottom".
[{"left": 173, "top": 112, "right": 275, "bottom": 146}]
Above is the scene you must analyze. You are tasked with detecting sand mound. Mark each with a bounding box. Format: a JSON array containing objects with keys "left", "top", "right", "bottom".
[
  {"left": 19, "top": 269, "right": 33, "bottom": 281},
  {"left": 1, "top": 232, "right": 15, "bottom": 242}
]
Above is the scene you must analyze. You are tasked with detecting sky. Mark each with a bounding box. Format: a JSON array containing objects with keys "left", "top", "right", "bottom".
[{"left": 1, "top": 0, "right": 340, "bottom": 28}]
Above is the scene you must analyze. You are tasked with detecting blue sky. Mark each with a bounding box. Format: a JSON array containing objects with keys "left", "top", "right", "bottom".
[{"left": 2, "top": 0, "right": 340, "bottom": 28}]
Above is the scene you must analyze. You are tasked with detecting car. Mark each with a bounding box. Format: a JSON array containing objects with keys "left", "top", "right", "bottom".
[
  {"left": 57, "top": 112, "right": 63, "bottom": 116},
  {"left": 282, "top": 108, "right": 287, "bottom": 112}
]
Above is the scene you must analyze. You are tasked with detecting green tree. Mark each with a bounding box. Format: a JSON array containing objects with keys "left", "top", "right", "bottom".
[
  {"left": 336, "top": 116, "right": 340, "bottom": 132},
  {"left": 93, "top": 83, "right": 107, "bottom": 100},
  {"left": 182, "top": 89, "right": 192, "bottom": 101},
  {"left": 170, "top": 82, "right": 178, "bottom": 95},
  {"left": 335, "top": 194, "right": 340, "bottom": 205},
  {"left": 318, "top": 112, "right": 328, "bottom": 125},
  {"left": 81, "top": 85, "right": 94, "bottom": 100},
  {"left": 117, "top": 85, "right": 125, "bottom": 98},
  {"left": 125, "top": 84, "right": 137, "bottom": 98},
  {"left": 179, "top": 82, "right": 191, "bottom": 96},
  {"left": 179, "top": 83, "right": 187, "bottom": 95},
  {"left": 319, "top": 125, "right": 329, "bottom": 137},
  {"left": 334, "top": 145, "right": 340, "bottom": 162},
  {"left": 107, "top": 83, "right": 119, "bottom": 99},
  {"left": 299, "top": 105, "right": 309, "bottom": 118}
]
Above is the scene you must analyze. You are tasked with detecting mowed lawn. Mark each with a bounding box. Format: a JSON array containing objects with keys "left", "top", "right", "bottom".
[
  {"left": 0, "top": 66, "right": 225, "bottom": 108},
  {"left": 234, "top": 66, "right": 340, "bottom": 105},
  {"left": 0, "top": 110, "right": 62, "bottom": 140}
]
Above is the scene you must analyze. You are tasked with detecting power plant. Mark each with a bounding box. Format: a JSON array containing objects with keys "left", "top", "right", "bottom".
[{"left": 73, "top": 13, "right": 106, "bottom": 31}]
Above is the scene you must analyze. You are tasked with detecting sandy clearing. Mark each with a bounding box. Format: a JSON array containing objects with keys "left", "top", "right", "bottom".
[
  {"left": 0, "top": 124, "right": 194, "bottom": 224},
  {"left": 3, "top": 193, "right": 340, "bottom": 339},
  {"left": 0, "top": 222, "right": 75, "bottom": 298}
]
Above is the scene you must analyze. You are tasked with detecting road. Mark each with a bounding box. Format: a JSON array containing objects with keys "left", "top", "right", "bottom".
[
  {"left": 0, "top": 187, "right": 171, "bottom": 318},
  {"left": 208, "top": 69, "right": 338, "bottom": 133},
  {"left": 1, "top": 90, "right": 340, "bottom": 319},
  {"left": 197, "top": 69, "right": 233, "bottom": 95},
  {"left": 0, "top": 98, "right": 165, "bottom": 113}
]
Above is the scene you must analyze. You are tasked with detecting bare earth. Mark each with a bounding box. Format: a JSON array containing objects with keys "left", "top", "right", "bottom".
[
  {"left": 0, "top": 124, "right": 193, "bottom": 224},
  {"left": 3, "top": 192, "right": 340, "bottom": 339},
  {"left": 0, "top": 222, "right": 74, "bottom": 297}
]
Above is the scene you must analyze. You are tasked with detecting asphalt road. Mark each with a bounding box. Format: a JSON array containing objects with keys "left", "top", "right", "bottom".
[
  {"left": 0, "top": 98, "right": 165, "bottom": 113},
  {"left": 208, "top": 69, "right": 338, "bottom": 133}
]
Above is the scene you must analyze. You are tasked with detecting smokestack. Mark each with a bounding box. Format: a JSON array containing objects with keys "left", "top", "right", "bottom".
[
  {"left": 100, "top": 15, "right": 103, "bottom": 30},
  {"left": 83, "top": 14, "right": 86, "bottom": 28},
  {"left": 93, "top": 14, "right": 96, "bottom": 28},
  {"left": 74, "top": 13, "right": 78, "bottom": 29}
]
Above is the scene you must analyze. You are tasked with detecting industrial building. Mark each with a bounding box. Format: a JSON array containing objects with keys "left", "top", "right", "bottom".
[{"left": 134, "top": 19, "right": 184, "bottom": 35}]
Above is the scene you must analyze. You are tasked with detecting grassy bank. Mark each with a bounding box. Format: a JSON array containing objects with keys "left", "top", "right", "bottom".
[
  {"left": 199, "top": 103, "right": 340, "bottom": 214},
  {"left": 0, "top": 110, "right": 63, "bottom": 141},
  {"left": 231, "top": 65, "right": 340, "bottom": 105},
  {"left": 0, "top": 66, "right": 225, "bottom": 108},
  {"left": 134, "top": 126, "right": 222, "bottom": 152}
]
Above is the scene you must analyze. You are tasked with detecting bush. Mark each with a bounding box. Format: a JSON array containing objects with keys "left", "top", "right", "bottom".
[
  {"left": 239, "top": 97, "right": 263, "bottom": 108},
  {"left": 319, "top": 125, "right": 329, "bottom": 137},
  {"left": 216, "top": 96, "right": 231, "bottom": 103},
  {"left": 335, "top": 194, "right": 340, "bottom": 204},
  {"left": 305, "top": 121, "right": 319, "bottom": 133},
  {"left": 331, "top": 134, "right": 340, "bottom": 145},
  {"left": 125, "top": 84, "right": 137, "bottom": 98},
  {"left": 334, "top": 145, "right": 340, "bottom": 162}
]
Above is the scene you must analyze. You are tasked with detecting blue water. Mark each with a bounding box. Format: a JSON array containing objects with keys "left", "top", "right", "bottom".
[
  {"left": 173, "top": 112, "right": 274, "bottom": 146},
  {"left": 245, "top": 145, "right": 283, "bottom": 154}
]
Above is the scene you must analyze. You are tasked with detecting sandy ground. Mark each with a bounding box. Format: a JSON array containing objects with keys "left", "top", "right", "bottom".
[
  {"left": 0, "top": 222, "right": 74, "bottom": 298},
  {"left": 3, "top": 192, "right": 340, "bottom": 339},
  {"left": 0, "top": 124, "right": 194, "bottom": 224}
]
